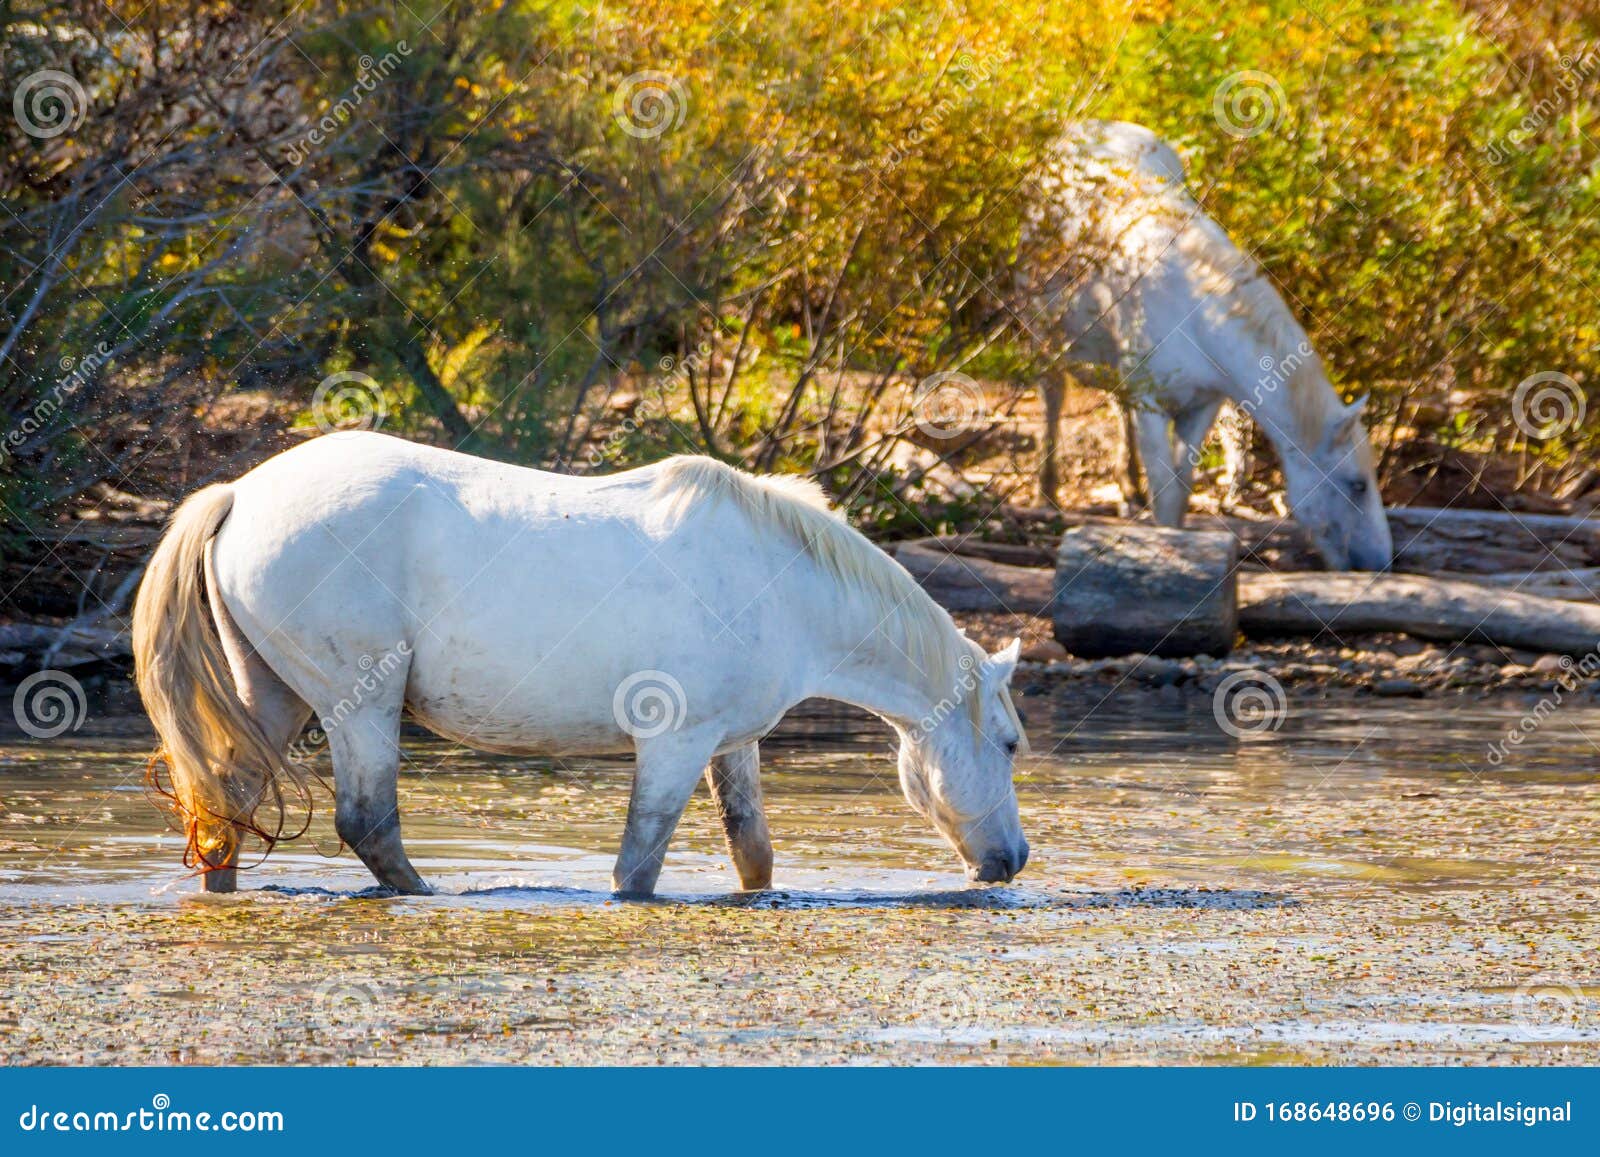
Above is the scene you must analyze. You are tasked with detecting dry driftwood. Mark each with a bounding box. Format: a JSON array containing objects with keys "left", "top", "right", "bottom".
[
  {"left": 0, "top": 562, "right": 143, "bottom": 669},
  {"left": 1237, "top": 572, "right": 1600, "bottom": 656},
  {"left": 893, "top": 542, "right": 1056, "bottom": 615},
  {"left": 1052, "top": 524, "right": 1238, "bottom": 658},
  {"left": 0, "top": 620, "right": 131, "bottom": 668},
  {"left": 1449, "top": 567, "right": 1600, "bottom": 603},
  {"left": 1388, "top": 506, "right": 1600, "bottom": 538},
  {"left": 896, "top": 531, "right": 1600, "bottom": 657}
]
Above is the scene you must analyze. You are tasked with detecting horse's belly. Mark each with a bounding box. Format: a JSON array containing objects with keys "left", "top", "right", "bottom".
[
  {"left": 405, "top": 684, "right": 627, "bottom": 756},
  {"left": 400, "top": 631, "right": 643, "bottom": 756}
]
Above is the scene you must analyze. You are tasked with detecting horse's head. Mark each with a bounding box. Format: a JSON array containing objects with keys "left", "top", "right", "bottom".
[
  {"left": 896, "top": 639, "right": 1030, "bottom": 884},
  {"left": 1280, "top": 396, "right": 1393, "bottom": 571}
]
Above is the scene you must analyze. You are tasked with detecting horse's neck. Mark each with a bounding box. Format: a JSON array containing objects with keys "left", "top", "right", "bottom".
[
  {"left": 791, "top": 574, "right": 952, "bottom": 729},
  {"left": 1210, "top": 287, "right": 1335, "bottom": 454},
  {"left": 812, "top": 650, "right": 937, "bottom": 731},
  {"left": 1247, "top": 357, "right": 1337, "bottom": 458}
]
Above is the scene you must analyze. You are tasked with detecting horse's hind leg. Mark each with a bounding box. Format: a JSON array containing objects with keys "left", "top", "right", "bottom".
[
  {"left": 706, "top": 742, "right": 772, "bottom": 891},
  {"left": 615, "top": 728, "right": 723, "bottom": 898},
  {"left": 207, "top": 582, "right": 311, "bottom": 893},
  {"left": 1215, "top": 402, "right": 1252, "bottom": 509},
  {"left": 326, "top": 698, "right": 429, "bottom": 896}
]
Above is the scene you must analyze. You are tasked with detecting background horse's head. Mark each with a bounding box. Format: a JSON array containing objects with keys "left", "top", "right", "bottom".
[
  {"left": 896, "top": 640, "right": 1030, "bottom": 884},
  {"left": 1280, "top": 397, "right": 1393, "bottom": 571}
]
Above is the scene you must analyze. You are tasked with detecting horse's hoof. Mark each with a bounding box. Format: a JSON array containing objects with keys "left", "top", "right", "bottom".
[{"left": 356, "top": 880, "right": 433, "bottom": 899}]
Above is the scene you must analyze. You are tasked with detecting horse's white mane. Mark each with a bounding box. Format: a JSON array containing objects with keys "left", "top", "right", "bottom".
[
  {"left": 650, "top": 455, "right": 987, "bottom": 728},
  {"left": 1173, "top": 226, "right": 1343, "bottom": 448}
]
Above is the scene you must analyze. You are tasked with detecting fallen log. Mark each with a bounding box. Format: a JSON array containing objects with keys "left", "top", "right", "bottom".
[
  {"left": 1449, "top": 567, "right": 1600, "bottom": 602},
  {"left": 895, "top": 533, "right": 1600, "bottom": 658},
  {"left": 1052, "top": 523, "right": 1238, "bottom": 658},
  {"left": 893, "top": 542, "right": 1056, "bottom": 615},
  {"left": 1237, "top": 572, "right": 1600, "bottom": 656},
  {"left": 1387, "top": 506, "right": 1600, "bottom": 537},
  {"left": 0, "top": 564, "right": 141, "bottom": 670},
  {"left": 0, "top": 620, "right": 131, "bottom": 668}
]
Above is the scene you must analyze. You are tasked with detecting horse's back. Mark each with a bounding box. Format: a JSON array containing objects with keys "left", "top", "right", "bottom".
[
  {"left": 210, "top": 433, "right": 803, "bottom": 754},
  {"left": 1048, "top": 120, "right": 1278, "bottom": 401},
  {"left": 1054, "top": 119, "right": 1186, "bottom": 186}
]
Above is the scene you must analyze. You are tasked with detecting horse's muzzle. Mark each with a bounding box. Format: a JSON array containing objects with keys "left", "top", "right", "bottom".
[{"left": 969, "top": 842, "right": 1029, "bottom": 884}]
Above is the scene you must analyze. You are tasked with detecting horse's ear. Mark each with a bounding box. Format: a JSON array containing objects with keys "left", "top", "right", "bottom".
[
  {"left": 985, "top": 638, "right": 1022, "bottom": 686},
  {"left": 1331, "top": 395, "right": 1368, "bottom": 444}
]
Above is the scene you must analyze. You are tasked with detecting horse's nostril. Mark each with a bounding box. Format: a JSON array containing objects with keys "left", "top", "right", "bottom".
[{"left": 972, "top": 847, "right": 1026, "bottom": 884}]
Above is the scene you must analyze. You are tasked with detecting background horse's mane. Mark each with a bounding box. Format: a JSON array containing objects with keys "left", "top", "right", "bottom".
[
  {"left": 650, "top": 455, "right": 985, "bottom": 726},
  {"left": 1173, "top": 215, "right": 1342, "bottom": 449}
]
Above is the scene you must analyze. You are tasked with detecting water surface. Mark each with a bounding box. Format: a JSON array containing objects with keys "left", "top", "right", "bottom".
[{"left": 2, "top": 692, "right": 1596, "bottom": 1064}]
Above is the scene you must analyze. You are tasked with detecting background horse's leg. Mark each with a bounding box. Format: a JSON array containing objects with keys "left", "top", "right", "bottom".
[
  {"left": 705, "top": 742, "right": 772, "bottom": 891},
  {"left": 327, "top": 699, "right": 429, "bottom": 895},
  {"left": 615, "top": 728, "right": 723, "bottom": 898},
  {"left": 1215, "top": 402, "right": 1252, "bottom": 509},
  {"left": 1171, "top": 399, "right": 1224, "bottom": 523},
  {"left": 1136, "top": 409, "right": 1186, "bottom": 526}
]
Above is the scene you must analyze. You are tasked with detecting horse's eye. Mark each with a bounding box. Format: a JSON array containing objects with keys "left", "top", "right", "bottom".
[
  {"left": 1349, "top": 479, "right": 1368, "bottom": 497},
  {"left": 1005, "top": 739, "right": 1019, "bottom": 756}
]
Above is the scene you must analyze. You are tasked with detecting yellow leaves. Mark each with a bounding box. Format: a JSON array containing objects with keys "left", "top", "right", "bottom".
[{"left": 438, "top": 325, "right": 498, "bottom": 392}]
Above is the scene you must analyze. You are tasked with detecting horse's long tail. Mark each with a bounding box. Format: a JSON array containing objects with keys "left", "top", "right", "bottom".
[{"left": 132, "top": 485, "right": 300, "bottom": 873}]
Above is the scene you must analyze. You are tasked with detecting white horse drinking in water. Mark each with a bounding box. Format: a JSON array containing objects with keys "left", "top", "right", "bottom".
[
  {"left": 132, "top": 432, "right": 1029, "bottom": 896},
  {"left": 1035, "top": 120, "right": 1392, "bottom": 571}
]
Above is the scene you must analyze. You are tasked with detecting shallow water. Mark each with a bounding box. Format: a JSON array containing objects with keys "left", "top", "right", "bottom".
[{"left": 2, "top": 692, "right": 1598, "bottom": 1064}]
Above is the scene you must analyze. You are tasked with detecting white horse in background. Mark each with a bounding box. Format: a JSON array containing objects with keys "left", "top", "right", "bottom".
[
  {"left": 1034, "top": 120, "right": 1392, "bottom": 571},
  {"left": 132, "top": 433, "right": 1029, "bottom": 897}
]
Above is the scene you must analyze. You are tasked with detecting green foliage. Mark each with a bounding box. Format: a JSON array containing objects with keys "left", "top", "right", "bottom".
[{"left": 4, "top": 0, "right": 1597, "bottom": 532}]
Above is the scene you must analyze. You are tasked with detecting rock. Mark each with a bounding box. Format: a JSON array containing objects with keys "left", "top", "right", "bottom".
[
  {"left": 1373, "top": 677, "right": 1425, "bottom": 697},
  {"left": 1532, "top": 654, "right": 1569, "bottom": 674},
  {"left": 1020, "top": 639, "right": 1069, "bottom": 663},
  {"left": 1131, "top": 655, "right": 1184, "bottom": 686}
]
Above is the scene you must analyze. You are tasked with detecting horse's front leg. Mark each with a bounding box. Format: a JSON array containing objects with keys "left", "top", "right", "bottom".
[
  {"left": 706, "top": 742, "right": 772, "bottom": 891},
  {"left": 1172, "top": 399, "right": 1224, "bottom": 518},
  {"left": 614, "top": 728, "right": 723, "bottom": 898},
  {"left": 327, "top": 702, "right": 430, "bottom": 896},
  {"left": 1135, "top": 409, "right": 1185, "bottom": 527}
]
